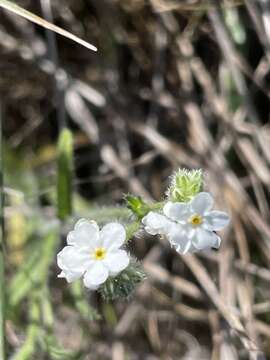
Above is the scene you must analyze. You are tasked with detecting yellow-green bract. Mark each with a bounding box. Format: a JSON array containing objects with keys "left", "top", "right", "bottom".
[{"left": 167, "top": 168, "right": 203, "bottom": 203}]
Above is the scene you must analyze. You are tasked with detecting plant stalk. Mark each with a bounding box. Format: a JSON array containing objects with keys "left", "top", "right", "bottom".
[{"left": 0, "top": 101, "right": 5, "bottom": 359}]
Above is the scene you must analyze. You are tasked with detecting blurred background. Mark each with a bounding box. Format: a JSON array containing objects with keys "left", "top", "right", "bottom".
[{"left": 1, "top": 0, "right": 270, "bottom": 359}]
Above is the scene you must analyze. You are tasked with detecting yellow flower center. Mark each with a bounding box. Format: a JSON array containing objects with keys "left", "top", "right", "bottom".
[
  {"left": 94, "top": 247, "right": 106, "bottom": 260},
  {"left": 189, "top": 214, "right": 203, "bottom": 226}
]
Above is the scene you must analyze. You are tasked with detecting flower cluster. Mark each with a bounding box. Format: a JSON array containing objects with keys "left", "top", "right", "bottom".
[
  {"left": 57, "top": 168, "right": 230, "bottom": 294},
  {"left": 142, "top": 192, "right": 229, "bottom": 254}
]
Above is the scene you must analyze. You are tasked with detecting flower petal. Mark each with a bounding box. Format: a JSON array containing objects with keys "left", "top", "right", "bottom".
[
  {"left": 167, "top": 224, "right": 192, "bottom": 254},
  {"left": 203, "top": 211, "right": 230, "bottom": 231},
  {"left": 74, "top": 218, "right": 98, "bottom": 231},
  {"left": 142, "top": 212, "right": 173, "bottom": 235},
  {"left": 83, "top": 262, "right": 108, "bottom": 289},
  {"left": 163, "top": 201, "right": 188, "bottom": 222},
  {"left": 190, "top": 192, "right": 214, "bottom": 215},
  {"left": 100, "top": 223, "right": 126, "bottom": 250},
  {"left": 192, "top": 229, "right": 221, "bottom": 250},
  {"left": 57, "top": 245, "right": 92, "bottom": 274},
  {"left": 103, "top": 250, "right": 130, "bottom": 276},
  {"left": 58, "top": 270, "right": 82, "bottom": 283},
  {"left": 67, "top": 219, "right": 99, "bottom": 249}
]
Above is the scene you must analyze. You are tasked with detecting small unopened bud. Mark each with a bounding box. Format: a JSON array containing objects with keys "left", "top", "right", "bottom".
[{"left": 167, "top": 168, "right": 203, "bottom": 202}]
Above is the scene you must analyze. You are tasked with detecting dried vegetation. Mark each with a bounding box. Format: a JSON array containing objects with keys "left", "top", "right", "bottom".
[{"left": 2, "top": 0, "right": 270, "bottom": 359}]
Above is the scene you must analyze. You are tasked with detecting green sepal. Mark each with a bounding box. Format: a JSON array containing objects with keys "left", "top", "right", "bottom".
[
  {"left": 99, "top": 259, "right": 146, "bottom": 301},
  {"left": 124, "top": 194, "right": 149, "bottom": 219},
  {"left": 125, "top": 221, "right": 141, "bottom": 242}
]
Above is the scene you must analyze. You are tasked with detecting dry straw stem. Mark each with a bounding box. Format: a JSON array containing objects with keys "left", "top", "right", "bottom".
[
  {"left": 181, "top": 254, "right": 261, "bottom": 354},
  {"left": 150, "top": 0, "right": 244, "bottom": 13},
  {"left": 0, "top": 0, "right": 97, "bottom": 51},
  {"left": 101, "top": 144, "right": 153, "bottom": 200}
]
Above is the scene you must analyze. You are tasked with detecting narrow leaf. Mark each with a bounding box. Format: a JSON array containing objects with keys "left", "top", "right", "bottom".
[
  {"left": 8, "top": 231, "right": 58, "bottom": 307},
  {"left": 57, "top": 128, "right": 73, "bottom": 221},
  {"left": 70, "top": 281, "right": 100, "bottom": 321},
  {"left": 12, "top": 296, "right": 41, "bottom": 360},
  {"left": 0, "top": 0, "right": 97, "bottom": 51}
]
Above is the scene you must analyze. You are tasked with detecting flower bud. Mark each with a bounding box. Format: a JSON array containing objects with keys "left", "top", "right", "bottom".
[{"left": 167, "top": 168, "right": 203, "bottom": 203}]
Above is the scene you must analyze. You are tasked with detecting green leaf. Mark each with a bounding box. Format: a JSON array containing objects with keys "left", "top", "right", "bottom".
[
  {"left": 57, "top": 128, "right": 73, "bottom": 221},
  {"left": 124, "top": 194, "right": 149, "bottom": 219},
  {"left": 8, "top": 230, "right": 58, "bottom": 307},
  {"left": 12, "top": 296, "right": 41, "bottom": 360},
  {"left": 0, "top": 0, "right": 97, "bottom": 51},
  {"left": 70, "top": 281, "right": 100, "bottom": 321},
  {"left": 42, "top": 336, "right": 80, "bottom": 360}
]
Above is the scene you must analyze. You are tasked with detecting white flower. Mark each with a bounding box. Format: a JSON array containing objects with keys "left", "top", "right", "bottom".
[
  {"left": 57, "top": 219, "right": 130, "bottom": 290},
  {"left": 142, "top": 192, "right": 230, "bottom": 254}
]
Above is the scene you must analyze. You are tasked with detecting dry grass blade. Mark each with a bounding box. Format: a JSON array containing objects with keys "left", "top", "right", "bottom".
[
  {"left": 181, "top": 254, "right": 261, "bottom": 354},
  {"left": 150, "top": 0, "right": 244, "bottom": 13},
  {"left": 101, "top": 144, "right": 152, "bottom": 200},
  {"left": 144, "top": 262, "right": 205, "bottom": 300},
  {"left": 0, "top": 0, "right": 97, "bottom": 51}
]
